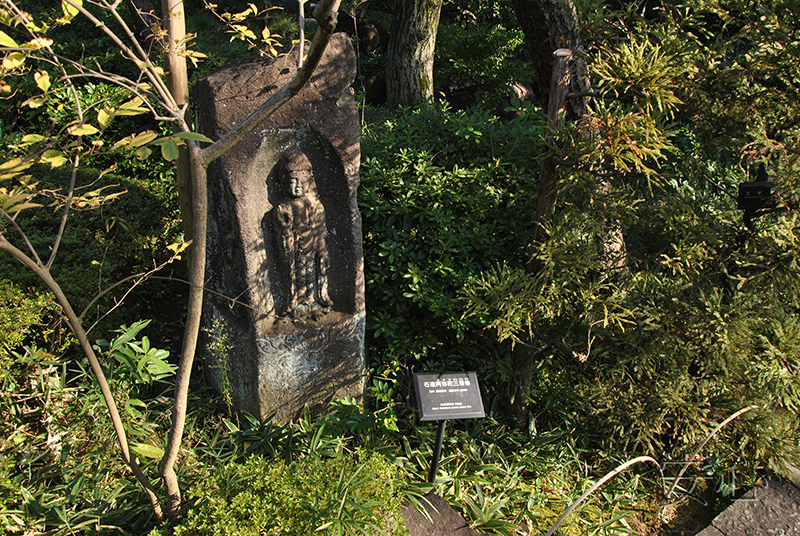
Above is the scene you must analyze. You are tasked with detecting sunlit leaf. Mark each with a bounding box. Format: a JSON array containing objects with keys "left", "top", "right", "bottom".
[
  {"left": 112, "top": 130, "right": 158, "bottom": 151},
  {"left": 23, "top": 37, "right": 53, "bottom": 49},
  {"left": 68, "top": 123, "right": 99, "bottom": 136},
  {"left": 34, "top": 70, "right": 50, "bottom": 92},
  {"left": 115, "top": 96, "right": 148, "bottom": 116},
  {"left": 0, "top": 31, "right": 18, "bottom": 48},
  {"left": 40, "top": 150, "right": 68, "bottom": 168},
  {"left": 3, "top": 52, "right": 25, "bottom": 70},
  {"left": 61, "top": 0, "right": 82, "bottom": 20},
  {"left": 172, "top": 131, "right": 213, "bottom": 143},
  {"left": 97, "top": 106, "right": 115, "bottom": 129},
  {"left": 6, "top": 201, "right": 43, "bottom": 214},
  {"left": 20, "top": 134, "right": 46, "bottom": 146},
  {"left": 131, "top": 443, "right": 164, "bottom": 459},
  {"left": 23, "top": 96, "right": 46, "bottom": 109}
]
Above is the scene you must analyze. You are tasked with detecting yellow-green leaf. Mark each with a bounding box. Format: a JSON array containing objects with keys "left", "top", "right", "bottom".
[
  {"left": 23, "top": 37, "right": 53, "bottom": 50},
  {"left": 3, "top": 51, "right": 25, "bottom": 70},
  {"left": 0, "top": 31, "right": 18, "bottom": 48},
  {"left": 40, "top": 150, "right": 67, "bottom": 168},
  {"left": 23, "top": 96, "right": 46, "bottom": 109},
  {"left": 112, "top": 130, "right": 157, "bottom": 151},
  {"left": 20, "top": 134, "right": 46, "bottom": 146},
  {"left": 68, "top": 123, "right": 99, "bottom": 136},
  {"left": 135, "top": 146, "right": 152, "bottom": 160},
  {"left": 34, "top": 70, "right": 50, "bottom": 92},
  {"left": 97, "top": 106, "right": 115, "bottom": 129},
  {"left": 61, "top": 0, "right": 82, "bottom": 19},
  {"left": 161, "top": 139, "right": 179, "bottom": 161},
  {"left": 6, "top": 201, "right": 43, "bottom": 214},
  {"left": 130, "top": 443, "right": 164, "bottom": 459},
  {"left": 0, "top": 158, "right": 31, "bottom": 173},
  {"left": 115, "top": 97, "right": 147, "bottom": 116},
  {"left": 172, "top": 131, "right": 213, "bottom": 143}
]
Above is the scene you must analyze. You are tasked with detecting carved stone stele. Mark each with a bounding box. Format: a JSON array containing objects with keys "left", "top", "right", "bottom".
[{"left": 193, "top": 34, "right": 365, "bottom": 422}]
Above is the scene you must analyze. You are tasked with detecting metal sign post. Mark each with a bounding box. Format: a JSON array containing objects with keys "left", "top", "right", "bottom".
[{"left": 413, "top": 371, "right": 485, "bottom": 483}]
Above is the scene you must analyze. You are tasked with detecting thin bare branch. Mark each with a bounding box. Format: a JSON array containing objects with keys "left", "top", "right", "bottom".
[{"left": 197, "top": 0, "right": 342, "bottom": 167}]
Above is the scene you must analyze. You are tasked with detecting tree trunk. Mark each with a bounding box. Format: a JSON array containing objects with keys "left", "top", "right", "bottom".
[
  {"left": 508, "top": 0, "right": 627, "bottom": 424},
  {"left": 385, "top": 0, "right": 444, "bottom": 108},
  {"left": 161, "top": 0, "right": 193, "bottom": 241}
]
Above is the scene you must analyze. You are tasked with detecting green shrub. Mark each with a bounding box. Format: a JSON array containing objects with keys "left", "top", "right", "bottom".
[
  {"left": 0, "top": 280, "right": 63, "bottom": 360},
  {"left": 360, "top": 103, "right": 542, "bottom": 379},
  {"left": 167, "top": 451, "right": 408, "bottom": 536}
]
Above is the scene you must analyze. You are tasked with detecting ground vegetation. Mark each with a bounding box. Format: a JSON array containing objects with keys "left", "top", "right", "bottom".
[{"left": 0, "top": 0, "right": 798, "bottom": 534}]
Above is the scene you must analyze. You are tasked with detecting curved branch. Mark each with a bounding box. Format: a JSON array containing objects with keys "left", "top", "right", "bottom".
[
  {"left": 196, "top": 0, "right": 343, "bottom": 167},
  {"left": 0, "top": 210, "right": 44, "bottom": 266},
  {"left": 0, "top": 235, "right": 164, "bottom": 520}
]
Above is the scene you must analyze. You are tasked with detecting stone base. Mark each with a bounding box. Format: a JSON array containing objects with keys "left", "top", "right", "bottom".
[{"left": 255, "top": 311, "right": 365, "bottom": 422}]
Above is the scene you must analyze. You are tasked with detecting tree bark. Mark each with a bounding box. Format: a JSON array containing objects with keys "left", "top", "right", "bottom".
[
  {"left": 161, "top": 0, "right": 193, "bottom": 241},
  {"left": 508, "top": 0, "right": 627, "bottom": 424},
  {"left": 385, "top": 0, "right": 444, "bottom": 108}
]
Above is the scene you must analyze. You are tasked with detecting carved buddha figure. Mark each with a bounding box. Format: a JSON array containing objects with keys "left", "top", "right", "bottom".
[{"left": 273, "top": 149, "right": 331, "bottom": 318}]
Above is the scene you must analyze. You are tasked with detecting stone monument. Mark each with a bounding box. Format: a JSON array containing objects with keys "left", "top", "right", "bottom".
[{"left": 193, "top": 33, "right": 365, "bottom": 422}]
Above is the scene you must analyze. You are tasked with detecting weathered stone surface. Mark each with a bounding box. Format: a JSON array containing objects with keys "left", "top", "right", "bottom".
[
  {"left": 194, "top": 33, "right": 365, "bottom": 422},
  {"left": 697, "top": 479, "right": 800, "bottom": 536},
  {"left": 401, "top": 493, "right": 487, "bottom": 536}
]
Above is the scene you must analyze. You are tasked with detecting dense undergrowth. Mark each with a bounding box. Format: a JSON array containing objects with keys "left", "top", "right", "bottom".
[{"left": 1, "top": 0, "right": 799, "bottom": 534}]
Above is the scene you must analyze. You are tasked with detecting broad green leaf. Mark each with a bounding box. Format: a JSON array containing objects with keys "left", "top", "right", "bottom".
[
  {"left": 172, "top": 131, "right": 214, "bottom": 143},
  {"left": 34, "top": 71, "right": 50, "bottom": 92},
  {"left": 161, "top": 138, "right": 179, "bottom": 161},
  {"left": 3, "top": 51, "right": 25, "bottom": 70},
  {"left": 68, "top": 123, "right": 99, "bottom": 136},
  {"left": 131, "top": 443, "right": 164, "bottom": 459},
  {"left": 0, "top": 31, "right": 18, "bottom": 48}
]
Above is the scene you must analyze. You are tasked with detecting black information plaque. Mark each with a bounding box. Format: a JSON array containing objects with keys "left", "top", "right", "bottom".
[{"left": 413, "top": 372, "right": 485, "bottom": 421}]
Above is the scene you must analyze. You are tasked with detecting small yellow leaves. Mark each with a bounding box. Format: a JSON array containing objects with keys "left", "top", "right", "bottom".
[
  {"left": 34, "top": 70, "right": 50, "bottom": 92},
  {"left": 167, "top": 240, "right": 191, "bottom": 260},
  {"left": 3, "top": 52, "right": 25, "bottom": 70}
]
